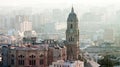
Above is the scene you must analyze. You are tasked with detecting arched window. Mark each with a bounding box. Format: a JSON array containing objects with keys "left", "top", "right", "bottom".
[
  {"left": 18, "top": 55, "right": 24, "bottom": 65},
  {"left": 29, "top": 55, "right": 36, "bottom": 65}
]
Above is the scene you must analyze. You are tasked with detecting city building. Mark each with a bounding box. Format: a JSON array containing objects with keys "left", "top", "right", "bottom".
[
  {"left": 1, "top": 45, "right": 10, "bottom": 67},
  {"left": 0, "top": 34, "right": 16, "bottom": 44},
  {"left": 103, "top": 28, "right": 114, "bottom": 42},
  {"left": 22, "top": 30, "right": 37, "bottom": 44},
  {"left": 14, "top": 15, "right": 26, "bottom": 30},
  {"left": 1, "top": 41, "right": 67, "bottom": 67},
  {"left": 49, "top": 60, "right": 84, "bottom": 67},
  {"left": 3, "top": 44, "right": 48, "bottom": 67},
  {"left": 20, "top": 19, "right": 32, "bottom": 32}
]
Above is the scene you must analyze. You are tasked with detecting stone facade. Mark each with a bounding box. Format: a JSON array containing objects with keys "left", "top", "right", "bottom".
[
  {"left": 48, "top": 46, "right": 67, "bottom": 65},
  {"left": 2, "top": 43, "right": 67, "bottom": 67},
  {"left": 9, "top": 45, "right": 48, "bottom": 67}
]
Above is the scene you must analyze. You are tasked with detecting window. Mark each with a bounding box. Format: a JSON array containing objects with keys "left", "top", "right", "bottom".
[
  {"left": 71, "top": 37, "right": 72, "bottom": 41},
  {"left": 11, "top": 59, "right": 14, "bottom": 65},
  {"left": 40, "top": 59, "right": 44, "bottom": 65},
  {"left": 69, "top": 37, "right": 74, "bottom": 42},
  {"left": 11, "top": 54, "right": 14, "bottom": 65},
  {"left": 18, "top": 55, "right": 25, "bottom": 65},
  {"left": 29, "top": 55, "right": 36, "bottom": 65},
  {"left": 69, "top": 38, "right": 71, "bottom": 42},
  {"left": 70, "top": 24, "right": 73, "bottom": 28},
  {"left": 18, "top": 60, "right": 24, "bottom": 65},
  {"left": 29, "top": 60, "right": 36, "bottom": 65},
  {"left": 72, "top": 38, "right": 74, "bottom": 41},
  {"left": 11, "top": 54, "right": 14, "bottom": 58}
]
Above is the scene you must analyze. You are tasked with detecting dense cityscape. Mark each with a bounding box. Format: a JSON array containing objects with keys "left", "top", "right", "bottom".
[{"left": 0, "top": 0, "right": 120, "bottom": 67}]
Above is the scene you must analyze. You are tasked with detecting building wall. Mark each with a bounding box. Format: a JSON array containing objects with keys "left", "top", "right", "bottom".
[
  {"left": 2, "top": 44, "right": 67, "bottom": 67},
  {"left": 2, "top": 45, "right": 10, "bottom": 67},
  {"left": 48, "top": 46, "right": 67, "bottom": 65},
  {"left": 20, "top": 21, "right": 32, "bottom": 32},
  {"left": 9, "top": 49, "right": 48, "bottom": 67}
]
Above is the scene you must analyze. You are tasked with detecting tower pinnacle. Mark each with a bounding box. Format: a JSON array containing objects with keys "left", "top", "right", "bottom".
[
  {"left": 67, "top": 7, "right": 78, "bottom": 22},
  {"left": 71, "top": 7, "right": 74, "bottom": 13}
]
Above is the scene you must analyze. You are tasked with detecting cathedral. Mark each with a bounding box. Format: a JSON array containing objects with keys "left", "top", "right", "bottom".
[{"left": 66, "top": 7, "right": 80, "bottom": 60}]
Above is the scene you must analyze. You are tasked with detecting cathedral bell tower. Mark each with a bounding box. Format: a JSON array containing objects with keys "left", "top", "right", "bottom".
[{"left": 66, "top": 7, "right": 79, "bottom": 60}]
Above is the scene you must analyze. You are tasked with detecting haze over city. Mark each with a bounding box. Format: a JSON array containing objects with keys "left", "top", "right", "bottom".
[
  {"left": 0, "top": 0, "right": 120, "bottom": 67},
  {"left": 1, "top": 0, "right": 120, "bottom": 8}
]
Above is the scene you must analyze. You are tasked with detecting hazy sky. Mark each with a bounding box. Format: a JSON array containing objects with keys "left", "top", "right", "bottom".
[{"left": 1, "top": 0, "right": 120, "bottom": 9}]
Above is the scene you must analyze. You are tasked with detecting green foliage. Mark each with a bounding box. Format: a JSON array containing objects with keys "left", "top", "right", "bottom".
[{"left": 98, "top": 55, "right": 114, "bottom": 67}]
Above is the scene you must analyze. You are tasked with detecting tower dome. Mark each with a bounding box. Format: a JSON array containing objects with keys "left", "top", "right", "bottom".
[{"left": 67, "top": 7, "right": 78, "bottom": 22}]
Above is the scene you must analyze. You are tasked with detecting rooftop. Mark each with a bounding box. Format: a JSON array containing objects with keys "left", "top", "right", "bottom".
[{"left": 10, "top": 44, "right": 48, "bottom": 50}]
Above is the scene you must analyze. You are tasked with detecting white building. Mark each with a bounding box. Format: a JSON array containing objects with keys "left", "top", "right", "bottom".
[
  {"left": 49, "top": 60, "right": 84, "bottom": 67},
  {"left": 20, "top": 20, "right": 32, "bottom": 32}
]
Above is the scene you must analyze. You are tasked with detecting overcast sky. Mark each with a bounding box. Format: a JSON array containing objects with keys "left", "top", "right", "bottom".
[{"left": 1, "top": 0, "right": 120, "bottom": 9}]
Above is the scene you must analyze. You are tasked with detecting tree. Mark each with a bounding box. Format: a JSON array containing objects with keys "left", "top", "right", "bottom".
[{"left": 98, "top": 55, "right": 114, "bottom": 67}]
